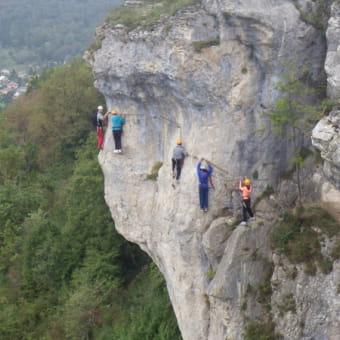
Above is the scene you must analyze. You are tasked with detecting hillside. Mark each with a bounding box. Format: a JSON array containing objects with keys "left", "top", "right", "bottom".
[
  {"left": 0, "top": 60, "right": 181, "bottom": 339},
  {"left": 0, "top": 0, "right": 123, "bottom": 70}
]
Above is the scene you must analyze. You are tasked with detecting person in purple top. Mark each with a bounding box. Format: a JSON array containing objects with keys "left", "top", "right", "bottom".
[{"left": 197, "top": 158, "right": 213, "bottom": 212}]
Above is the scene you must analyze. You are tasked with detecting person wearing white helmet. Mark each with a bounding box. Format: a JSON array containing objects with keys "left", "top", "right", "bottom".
[
  {"left": 95, "top": 105, "right": 106, "bottom": 149},
  {"left": 197, "top": 158, "right": 213, "bottom": 212}
]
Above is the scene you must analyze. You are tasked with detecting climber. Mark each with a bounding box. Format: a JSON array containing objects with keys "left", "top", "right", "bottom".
[
  {"left": 239, "top": 178, "right": 255, "bottom": 225},
  {"left": 172, "top": 139, "right": 189, "bottom": 181},
  {"left": 95, "top": 105, "right": 106, "bottom": 149},
  {"left": 197, "top": 159, "right": 213, "bottom": 212},
  {"left": 111, "top": 110, "right": 125, "bottom": 153}
]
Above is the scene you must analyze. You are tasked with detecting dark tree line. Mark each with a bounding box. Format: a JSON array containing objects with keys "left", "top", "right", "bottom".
[{"left": 0, "top": 60, "right": 181, "bottom": 339}]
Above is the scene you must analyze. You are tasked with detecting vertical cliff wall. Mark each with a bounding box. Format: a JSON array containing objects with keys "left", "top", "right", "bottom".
[{"left": 86, "top": 1, "right": 339, "bottom": 339}]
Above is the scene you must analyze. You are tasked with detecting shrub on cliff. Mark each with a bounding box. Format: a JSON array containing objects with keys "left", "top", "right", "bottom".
[{"left": 106, "top": 0, "right": 202, "bottom": 31}]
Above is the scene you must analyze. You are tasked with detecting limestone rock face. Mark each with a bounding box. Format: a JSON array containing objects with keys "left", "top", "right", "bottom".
[
  {"left": 311, "top": 2, "right": 340, "bottom": 222},
  {"left": 325, "top": 2, "right": 340, "bottom": 99},
  {"left": 86, "top": 1, "right": 339, "bottom": 339},
  {"left": 271, "top": 256, "right": 340, "bottom": 340},
  {"left": 312, "top": 110, "right": 340, "bottom": 189}
]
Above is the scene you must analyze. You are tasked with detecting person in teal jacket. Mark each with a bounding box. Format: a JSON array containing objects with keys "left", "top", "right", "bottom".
[{"left": 111, "top": 110, "right": 125, "bottom": 153}]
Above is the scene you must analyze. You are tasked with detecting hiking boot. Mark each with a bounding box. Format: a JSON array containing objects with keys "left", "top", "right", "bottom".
[
  {"left": 248, "top": 217, "right": 256, "bottom": 222},
  {"left": 239, "top": 221, "right": 247, "bottom": 226},
  {"left": 114, "top": 149, "right": 119, "bottom": 153}
]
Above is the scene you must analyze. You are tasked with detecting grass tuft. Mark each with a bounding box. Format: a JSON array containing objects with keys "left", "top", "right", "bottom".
[
  {"left": 277, "top": 293, "right": 296, "bottom": 314},
  {"left": 192, "top": 38, "right": 220, "bottom": 52},
  {"left": 206, "top": 267, "right": 216, "bottom": 281},
  {"left": 253, "top": 185, "right": 275, "bottom": 208},
  {"left": 331, "top": 239, "right": 340, "bottom": 260},
  {"left": 244, "top": 321, "right": 283, "bottom": 340},
  {"left": 293, "top": 0, "right": 333, "bottom": 30},
  {"left": 105, "top": 0, "right": 202, "bottom": 32},
  {"left": 146, "top": 161, "right": 163, "bottom": 181}
]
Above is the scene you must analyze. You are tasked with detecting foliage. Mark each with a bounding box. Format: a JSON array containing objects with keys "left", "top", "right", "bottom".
[
  {"left": 269, "top": 63, "right": 324, "bottom": 137},
  {"left": 0, "top": 0, "right": 123, "bottom": 70},
  {"left": 106, "top": 0, "right": 201, "bottom": 32},
  {"left": 0, "top": 60, "right": 180, "bottom": 339},
  {"left": 146, "top": 161, "right": 163, "bottom": 180},
  {"left": 253, "top": 185, "right": 274, "bottom": 208},
  {"left": 268, "top": 61, "right": 335, "bottom": 202},
  {"left": 5, "top": 60, "right": 105, "bottom": 167},
  {"left": 193, "top": 38, "right": 220, "bottom": 52},
  {"left": 271, "top": 207, "right": 339, "bottom": 275},
  {"left": 110, "top": 263, "right": 182, "bottom": 340},
  {"left": 293, "top": 0, "right": 333, "bottom": 30},
  {"left": 244, "top": 321, "right": 283, "bottom": 340},
  {"left": 206, "top": 267, "right": 216, "bottom": 281},
  {"left": 331, "top": 239, "right": 340, "bottom": 260},
  {"left": 277, "top": 293, "right": 296, "bottom": 314}
]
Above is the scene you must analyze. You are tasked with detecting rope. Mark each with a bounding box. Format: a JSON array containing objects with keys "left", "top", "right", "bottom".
[
  {"left": 191, "top": 155, "right": 228, "bottom": 174},
  {"left": 191, "top": 155, "right": 270, "bottom": 182},
  {"left": 108, "top": 113, "right": 181, "bottom": 127},
  {"left": 108, "top": 112, "right": 270, "bottom": 182}
]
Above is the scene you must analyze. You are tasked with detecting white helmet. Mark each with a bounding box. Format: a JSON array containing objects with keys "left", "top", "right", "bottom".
[
  {"left": 97, "top": 105, "right": 103, "bottom": 110},
  {"left": 200, "top": 161, "right": 208, "bottom": 170}
]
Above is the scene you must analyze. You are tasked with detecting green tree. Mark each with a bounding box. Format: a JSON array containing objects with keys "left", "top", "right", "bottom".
[
  {"left": 268, "top": 62, "right": 333, "bottom": 202},
  {"left": 0, "top": 58, "right": 180, "bottom": 340}
]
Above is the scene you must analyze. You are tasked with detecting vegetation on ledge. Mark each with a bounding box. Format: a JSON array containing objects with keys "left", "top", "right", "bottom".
[
  {"left": 105, "top": 0, "right": 202, "bottom": 32},
  {"left": 271, "top": 207, "right": 340, "bottom": 275}
]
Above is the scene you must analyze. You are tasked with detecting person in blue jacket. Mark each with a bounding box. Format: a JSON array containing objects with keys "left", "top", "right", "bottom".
[
  {"left": 111, "top": 110, "right": 126, "bottom": 153},
  {"left": 197, "top": 158, "right": 213, "bottom": 212}
]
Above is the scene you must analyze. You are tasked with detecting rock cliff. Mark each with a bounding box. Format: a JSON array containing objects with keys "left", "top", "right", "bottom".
[
  {"left": 311, "top": 3, "right": 340, "bottom": 223},
  {"left": 86, "top": 1, "right": 339, "bottom": 339}
]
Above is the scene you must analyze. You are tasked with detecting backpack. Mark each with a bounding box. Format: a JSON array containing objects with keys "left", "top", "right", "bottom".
[{"left": 91, "top": 112, "right": 97, "bottom": 128}]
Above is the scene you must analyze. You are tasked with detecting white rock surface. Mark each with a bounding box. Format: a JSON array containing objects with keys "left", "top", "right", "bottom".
[
  {"left": 272, "top": 257, "right": 340, "bottom": 340},
  {"left": 86, "top": 1, "right": 339, "bottom": 339},
  {"left": 325, "top": 2, "right": 340, "bottom": 99},
  {"left": 312, "top": 109, "right": 340, "bottom": 191},
  {"left": 311, "top": 2, "right": 340, "bottom": 222}
]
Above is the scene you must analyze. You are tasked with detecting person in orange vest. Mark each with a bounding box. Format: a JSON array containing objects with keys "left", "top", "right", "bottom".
[{"left": 239, "top": 178, "right": 255, "bottom": 225}]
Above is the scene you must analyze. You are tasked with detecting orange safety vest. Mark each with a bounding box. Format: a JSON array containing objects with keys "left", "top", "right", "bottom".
[{"left": 239, "top": 181, "right": 252, "bottom": 200}]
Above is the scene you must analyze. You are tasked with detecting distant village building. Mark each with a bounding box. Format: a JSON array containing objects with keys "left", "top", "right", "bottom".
[
  {"left": 0, "top": 75, "right": 8, "bottom": 86},
  {"left": 1, "top": 69, "right": 10, "bottom": 76},
  {"left": 124, "top": 1, "right": 143, "bottom": 8},
  {"left": 1, "top": 88, "right": 11, "bottom": 95},
  {"left": 7, "top": 81, "right": 19, "bottom": 90},
  {"left": 18, "top": 71, "right": 27, "bottom": 79},
  {"left": 14, "top": 86, "right": 27, "bottom": 98}
]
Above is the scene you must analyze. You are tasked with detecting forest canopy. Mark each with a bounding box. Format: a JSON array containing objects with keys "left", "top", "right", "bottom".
[
  {"left": 0, "top": 60, "right": 181, "bottom": 339},
  {"left": 0, "top": 0, "right": 122, "bottom": 70}
]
